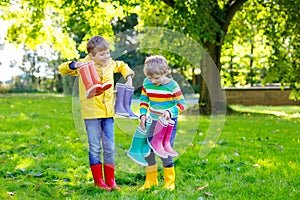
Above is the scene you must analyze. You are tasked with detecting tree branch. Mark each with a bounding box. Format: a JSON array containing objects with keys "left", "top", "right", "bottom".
[
  {"left": 162, "top": 0, "right": 175, "bottom": 7},
  {"left": 222, "top": 0, "right": 248, "bottom": 35}
]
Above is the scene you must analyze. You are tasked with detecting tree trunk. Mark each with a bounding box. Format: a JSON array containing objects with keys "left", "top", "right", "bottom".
[
  {"left": 199, "top": 41, "right": 224, "bottom": 115},
  {"left": 197, "top": 0, "right": 248, "bottom": 115}
]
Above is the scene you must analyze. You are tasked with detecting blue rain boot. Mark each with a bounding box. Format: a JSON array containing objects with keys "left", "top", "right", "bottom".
[
  {"left": 127, "top": 117, "right": 152, "bottom": 166},
  {"left": 115, "top": 83, "right": 129, "bottom": 116},
  {"left": 124, "top": 86, "right": 139, "bottom": 119}
]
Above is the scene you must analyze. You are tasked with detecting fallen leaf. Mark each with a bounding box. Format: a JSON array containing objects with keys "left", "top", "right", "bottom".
[
  {"left": 234, "top": 150, "right": 240, "bottom": 156},
  {"left": 197, "top": 184, "right": 209, "bottom": 191},
  {"left": 217, "top": 140, "right": 228, "bottom": 145},
  {"left": 7, "top": 192, "right": 14, "bottom": 196},
  {"left": 204, "top": 192, "right": 213, "bottom": 197},
  {"left": 34, "top": 172, "right": 43, "bottom": 177}
]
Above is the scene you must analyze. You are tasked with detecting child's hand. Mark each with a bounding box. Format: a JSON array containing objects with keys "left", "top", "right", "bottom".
[
  {"left": 162, "top": 110, "right": 171, "bottom": 120},
  {"left": 75, "top": 62, "right": 87, "bottom": 69},
  {"left": 140, "top": 115, "right": 146, "bottom": 131},
  {"left": 125, "top": 75, "right": 133, "bottom": 87}
]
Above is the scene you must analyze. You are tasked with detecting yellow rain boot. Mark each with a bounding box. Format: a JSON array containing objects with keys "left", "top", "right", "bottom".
[
  {"left": 138, "top": 164, "right": 158, "bottom": 191},
  {"left": 163, "top": 166, "right": 175, "bottom": 191}
]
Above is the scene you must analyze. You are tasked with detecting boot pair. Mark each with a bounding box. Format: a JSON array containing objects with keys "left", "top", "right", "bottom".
[
  {"left": 138, "top": 164, "right": 176, "bottom": 191},
  {"left": 148, "top": 116, "right": 178, "bottom": 159},
  {"left": 90, "top": 164, "right": 120, "bottom": 191},
  {"left": 114, "top": 83, "right": 138, "bottom": 119},
  {"left": 79, "top": 62, "right": 112, "bottom": 99},
  {"left": 127, "top": 116, "right": 152, "bottom": 166}
]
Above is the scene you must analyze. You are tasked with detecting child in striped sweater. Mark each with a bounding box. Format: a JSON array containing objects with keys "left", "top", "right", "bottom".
[{"left": 138, "top": 55, "right": 186, "bottom": 191}]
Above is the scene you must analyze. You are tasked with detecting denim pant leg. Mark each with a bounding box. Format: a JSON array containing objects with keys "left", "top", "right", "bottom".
[
  {"left": 85, "top": 119, "right": 102, "bottom": 166},
  {"left": 100, "top": 118, "right": 115, "bottom": 164},
  {"left": 145, "top": 120, "right": 157, "bottom": 166},
  {"left": 145, "top": 118, "right": 178, "bottom": 167}
]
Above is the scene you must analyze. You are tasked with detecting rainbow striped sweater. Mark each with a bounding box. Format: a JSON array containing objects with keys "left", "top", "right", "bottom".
[{"left": 139, "top": 78, "right": 186, "bottom": 120}]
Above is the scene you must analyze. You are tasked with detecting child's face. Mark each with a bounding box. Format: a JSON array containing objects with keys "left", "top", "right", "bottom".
[
  {"left": 147, "top": 73, "right": 167, "bottom": 86},
  {"left": 90, "top": 49, "right": 110, "bottom": 66}
]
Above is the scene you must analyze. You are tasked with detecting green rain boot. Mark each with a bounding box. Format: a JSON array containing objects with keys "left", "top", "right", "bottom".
[{"left": 127, "top": 117, "right": 152, "bottom": 166}]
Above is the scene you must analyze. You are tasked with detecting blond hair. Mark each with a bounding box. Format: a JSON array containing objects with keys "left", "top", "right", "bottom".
[
  {"left": 87, "top": 36, "right": 109, "bottom": 56},
  {"left": 144, "top": 55, "right": 169, "bottom": 77}
]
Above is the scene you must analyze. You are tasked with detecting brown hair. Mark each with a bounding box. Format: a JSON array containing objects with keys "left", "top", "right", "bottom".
[
  {"left": 86, "top": 36, "right": 109, "bottom": 55},
  {"left": 144, "top": 55, "right": 169, "bottom": 77}
]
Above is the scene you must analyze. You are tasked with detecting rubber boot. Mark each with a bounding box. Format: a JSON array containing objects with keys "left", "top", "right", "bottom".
[
  {"left": 115, "top": 83, "right": 129, "bottom": 116},
  {"left": 127, "top": 117, "right": 152, "bottom": 166},
  {"left": 138, "top": 164, "right": 158, "bottom": 191},
  {"left": 163, "top": 166, "right": 175, "bottom": 191},
  {"left": 88, "top": 62, "right": 112, "bottom": 96},
  {"left": 90, "top": 164, "right": 112, "bottom": 191},
  {"left": 79, "top": 63, "right": 102, "bottom": 99},
  {"left": 148, "top": 116, "right": 169, "bottom": 158},
  {"left": 162, "top": 119, "right": 178, "bottom": 157},
  {"left": 124, "top": 86, "right": 138, "bottom": 119},
  {"left": 104, "top": 164, "right": 120, "bottom": 190}
]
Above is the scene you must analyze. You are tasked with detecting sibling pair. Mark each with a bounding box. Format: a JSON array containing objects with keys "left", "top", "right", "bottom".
[
  {"left": 79, "top": 62, "right": 112, "bottom": 99},
  {"left": 127, "top": 116, "right": 178, "bottom": 166}
]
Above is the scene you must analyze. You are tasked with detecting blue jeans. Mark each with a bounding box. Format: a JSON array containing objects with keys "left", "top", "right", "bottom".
[
  {"left": 145, "top": 117, "right": 178, "bottom": 167},
  {"left": 84, "top": 118, "right": 115, "bottom": 165}
]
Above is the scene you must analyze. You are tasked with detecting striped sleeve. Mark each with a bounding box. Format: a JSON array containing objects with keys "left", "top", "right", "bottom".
[
  {"left": 139, "top": 85, "right": 150, "bottom": 115},
  {"left": 168, "top": 81, "right": 186, "bottom": 117}
]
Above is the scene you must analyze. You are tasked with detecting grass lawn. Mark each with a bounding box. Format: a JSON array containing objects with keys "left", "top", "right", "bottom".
[{"left": 0, "top": 94, "right": 299, "bottom": 199}]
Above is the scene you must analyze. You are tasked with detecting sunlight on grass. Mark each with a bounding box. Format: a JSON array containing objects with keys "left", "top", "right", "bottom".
[
  {"left": 15, "top": 158, "right": 34, "bottom": 170},
  {"left": 1, "top": 94, "right": 299, "bottom": 199},
  {"left": 230, "top": 105, "right": 300, "bottom": 118},
  {"left": 256, "top": 158, "right": 275, "bottom": 168}
]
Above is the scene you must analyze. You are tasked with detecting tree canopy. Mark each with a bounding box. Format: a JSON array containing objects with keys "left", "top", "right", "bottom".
[{"left": 0, "top": 0, "right": 299, "bottom": 103}]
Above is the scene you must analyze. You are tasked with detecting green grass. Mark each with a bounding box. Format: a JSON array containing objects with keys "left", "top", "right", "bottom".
[{"left": 0, "top": 94, "right": 299, "bottom": 199}]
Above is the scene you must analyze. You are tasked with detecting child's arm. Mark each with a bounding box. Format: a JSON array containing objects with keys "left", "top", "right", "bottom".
[
  {"left": 114, "top": 61, "right": 135, "bottom": 82},
  {"left": 58, "top": 61, "right": 89, "bottom": 76},
  {"left": 58, "top": 61, "right": 78, "bottom": 76},
  {"left": 167, "top": 82, "right": 186, "bottom": 118},
  {"left": 139, "top": 84, "right": 150, "bottom": 130}
]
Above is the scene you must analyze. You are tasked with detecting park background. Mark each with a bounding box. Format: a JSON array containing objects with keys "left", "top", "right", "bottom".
[{"left": 0, "top": 0, "right": 299, "bottom": 199}]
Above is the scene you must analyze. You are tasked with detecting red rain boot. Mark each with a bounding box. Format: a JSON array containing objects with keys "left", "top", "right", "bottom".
[
  {"left": 88, "top": 63, "right": 112, "bottom": 96},
  {"left": 104, "top": 164, "right": 120, "bottom": 190},
  {"left": 90, "top": 164, "right": 112, "bottom": 191},
  {"left": 79, "top": 63, "right": 102, "bottom": 99},
  {"left": 163, "top": 119, "right": 178, "bottom": 157},
  {"left": 148, "top": 116, "right": 169, "bottom": 158}
]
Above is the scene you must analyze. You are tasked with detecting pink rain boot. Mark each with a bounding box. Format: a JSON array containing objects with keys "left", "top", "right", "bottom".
[
  {"left": 148, "top": 116, "right": 169, "bottom": 158},
  {"left": 163, "top": 119, "right": 179, "bottom": 157}
]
